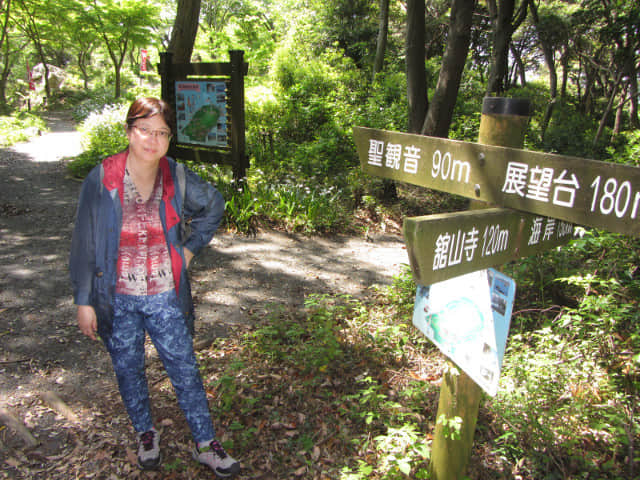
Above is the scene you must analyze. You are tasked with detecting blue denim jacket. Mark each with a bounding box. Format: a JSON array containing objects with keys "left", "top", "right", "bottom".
[{"left": 69, "top": 150, "right": 225, "bottom": 339}]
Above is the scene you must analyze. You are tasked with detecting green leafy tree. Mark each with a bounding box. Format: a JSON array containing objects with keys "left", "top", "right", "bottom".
[
  {"left": 316, "top": 0, "right": 377, "bottom": 69},
  {"left": 197, "top": 0, "right": 279, "bottom": 73},
  {"left": 528, "top": 0, "right": 575, "bottom": 139},
  {"left": 13, "top": 0, "right": 65, "bottom": 99},
  {"left": 64, "top": 2, "right": 100, "bottom": 89},
  {"left": 77, "top": 0, "right": 161, "bottom": 98}
]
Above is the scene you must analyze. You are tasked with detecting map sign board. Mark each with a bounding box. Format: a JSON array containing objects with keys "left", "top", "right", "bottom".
[
  {"left": 354, "top": 126, "right": 640, "bottom": 236},
  {"left": 175, "top": 81, "right": 228, "bottom": 147},
  {"left": 412, "top": 268, "right": 516, "bottom": 396},
  {"left": 404, "top": 207, "right": 575, "bottom": 285}
]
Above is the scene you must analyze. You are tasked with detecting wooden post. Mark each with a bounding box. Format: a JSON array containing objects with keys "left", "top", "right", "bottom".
[
  {"left": 230, "top": 50, "right": 247, "bottom": 181},
  {"left": 159, "top": 51, "right": 173, "bottom": 120},
  {"left": 429, "top": 97, "right": 531, "bottom": 480}
]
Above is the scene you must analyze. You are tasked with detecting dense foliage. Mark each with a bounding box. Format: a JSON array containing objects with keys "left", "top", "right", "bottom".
[
  {"left": 0, "top": 111, "right": 46, "bottom": 147},
  {"left": 1, "top": 0, "right": 639, "bottom": 478}
]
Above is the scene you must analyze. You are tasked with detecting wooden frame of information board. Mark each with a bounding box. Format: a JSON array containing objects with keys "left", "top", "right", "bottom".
[{"left": 159, "top": 50, "right": 249, "bottom": 180}]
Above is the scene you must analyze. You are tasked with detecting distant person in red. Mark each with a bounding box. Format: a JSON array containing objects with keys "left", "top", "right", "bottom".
[{"left": 70, "top": 97, "right": 240, "bottom": 477}]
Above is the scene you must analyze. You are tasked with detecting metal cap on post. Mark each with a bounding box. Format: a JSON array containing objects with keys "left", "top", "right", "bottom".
[{"left": 479, "top": 97, "right": 531, "bottom": 149}]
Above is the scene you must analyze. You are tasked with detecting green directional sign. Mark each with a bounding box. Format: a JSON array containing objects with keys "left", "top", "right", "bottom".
[
  {"left": 354, "top": 126, "right": 640, "bottom": 237},
  {"left": 403, "top": 208, "right": 575, "bottom": 285}
]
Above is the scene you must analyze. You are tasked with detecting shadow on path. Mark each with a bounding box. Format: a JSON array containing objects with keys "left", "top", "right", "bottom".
[{"left": 0, "top": 118, "right": 408, "bottom": 405}]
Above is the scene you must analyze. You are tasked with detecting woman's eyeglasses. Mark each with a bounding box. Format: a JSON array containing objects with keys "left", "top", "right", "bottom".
[{"left": 132, "top": 125, "right": 172, "bottom": 140}]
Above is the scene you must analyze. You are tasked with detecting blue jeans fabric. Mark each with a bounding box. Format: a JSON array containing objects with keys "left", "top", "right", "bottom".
[{"left": 104, "top": 291, "right": 215, "bottom": 443}]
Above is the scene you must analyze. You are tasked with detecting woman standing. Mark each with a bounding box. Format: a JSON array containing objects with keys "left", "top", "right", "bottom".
[{"left": 70, "top": 97, "right": 240, "bottom": 477}]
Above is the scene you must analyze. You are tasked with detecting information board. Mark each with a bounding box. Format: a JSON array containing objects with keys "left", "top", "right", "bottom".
[
  {"left": 412, "top": 268, "right": 516, "bottom": 396},
  {"left": 175, "top": 81, "right": 228, "bottom": 147}
]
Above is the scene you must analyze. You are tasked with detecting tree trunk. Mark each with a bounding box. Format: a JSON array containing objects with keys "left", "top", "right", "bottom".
[
  {"left": 372, "top": 0, "right": 389, "bottom": 81},
  {"left": 0, "top": 0, "right": 10, "bottom": 54},
  {"left": 78, "top": 50, "right": 90, "bottom": 90},
  {"left": 0, "top": 0, "right": 10, "bottom": 112},
  {"left": 406, "top": 0, "right": 427, "bottom": 133},
  {"left": 582, "top": 63, "right": 595, "bottom": 115},
  {"left": 421, "top": 0, "right": 475, "bottom": 137},
  {"left": 626, "top": 53, "right": 639, "bottom": 129},
  {"left": 593, "top": 71, "right": 623, "bottom": 147},
  {"left": 509, "top": 41, "right": 526, "bottom": 86},
  {"left": 169, "top": 0, "right": 201, "bottom": 64},
  {"left": 612, "top": 83, "right": 627, "bottom": 139},
  {"left": 559, "top": 45, "right": 569, "bottom": 99},
  {"left": 486, "top": 0, "right": 528, "bottom": 95},
  {"left": 530, "top": 0, "right": 556, "bottom": 139},
  {"left": 0, "top": 56, "right": 10, "bottom": 113}
]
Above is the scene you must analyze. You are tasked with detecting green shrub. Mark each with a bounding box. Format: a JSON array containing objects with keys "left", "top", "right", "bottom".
[
  {"left": 0, "top": 112, "right": 47, "bottom": 147},
  {"left": 71, "top": 87, "right": 122, "bottom": 123},
  {"left": 607, "top": 129, "right": 640, "bottom": 166},
  {"left": 67, "top": 104, "right": 128, "bottom": 178},
  {"left": 492, "top": 229, "right": 640, "bottom": 477}
]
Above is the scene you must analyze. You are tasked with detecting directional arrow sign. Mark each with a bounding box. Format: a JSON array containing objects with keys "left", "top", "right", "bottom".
[
  {"left": 354, "top": 126, "right": 640, "bottom": 236},
  {"left": 403, "top": 208, "right": 575, "bottom": 285}
]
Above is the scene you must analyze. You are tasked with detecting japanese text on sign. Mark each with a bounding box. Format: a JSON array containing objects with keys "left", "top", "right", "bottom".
[
  {"left": 432, "top": 217, "right": 573, "bottom": 272},
  {"left": 368, "top": 139, "right": 420, "bottom": 174}
]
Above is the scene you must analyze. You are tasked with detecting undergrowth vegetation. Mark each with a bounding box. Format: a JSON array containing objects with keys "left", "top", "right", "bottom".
[
  {"left": 195, "top": 229, "right": 639, "bottom": 479},
  {"left": 197, "top": 281, "right": 440, "bottom": 479},
  {"left": 0, "top": 111, "right": 47, "bottom": 147}
]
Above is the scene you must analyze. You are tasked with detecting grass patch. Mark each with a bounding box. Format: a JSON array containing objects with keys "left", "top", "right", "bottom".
[
  {"left": 0, "top": 112, "right": 48, "bottom": 147},
  {"left": 196, "top": 280, "right": 442, "bottom": 479}
]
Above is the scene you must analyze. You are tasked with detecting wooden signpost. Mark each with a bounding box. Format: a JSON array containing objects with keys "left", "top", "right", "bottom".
[
  {"left": 403, "top": 207, "right": 574, "bottom": 285},
  {"left": 355, "top": 96, "right": 640, "bottom": 479},
  {"left": 354, "top": 125, "right": 640, "bottom": 237}
]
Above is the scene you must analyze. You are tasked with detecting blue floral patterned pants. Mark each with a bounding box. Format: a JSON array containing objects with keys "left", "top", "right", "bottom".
[{"left": 104, "top": 291, "right": 215, "bottom": 443}]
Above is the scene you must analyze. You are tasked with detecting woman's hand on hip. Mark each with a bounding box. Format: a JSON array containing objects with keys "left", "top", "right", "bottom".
[
  {"left": 77, "top": 305, "right": 98, "bottom": 341},
  {"left": 184, "top": 248, "right": 194, "bottom": 268}
]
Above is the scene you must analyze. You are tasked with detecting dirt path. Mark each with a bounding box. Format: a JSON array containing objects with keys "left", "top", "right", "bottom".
[{"left": 0, "top": 112, "right": 408, "bottom": 477}]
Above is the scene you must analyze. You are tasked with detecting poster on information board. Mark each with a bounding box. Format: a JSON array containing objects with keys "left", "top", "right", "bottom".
[
  {"left": 175, "top": 81, "right": 228, "bottom": 147},
  {"left": 412, "top": 268, "right": 516, "bottom": 396}
]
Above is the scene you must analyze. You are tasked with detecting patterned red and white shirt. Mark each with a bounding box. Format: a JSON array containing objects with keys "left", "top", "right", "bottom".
[{"left": 115, "top": 169, "right": 174, "bottom": 296}]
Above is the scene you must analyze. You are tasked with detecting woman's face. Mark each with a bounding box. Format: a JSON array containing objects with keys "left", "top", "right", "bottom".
[{"left": 126, "top": 114, "right": 171, "bottom": 166}]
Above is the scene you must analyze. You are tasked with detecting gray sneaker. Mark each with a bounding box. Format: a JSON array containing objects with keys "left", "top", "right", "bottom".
[
  {"left": 137, "top": 428, "right": 161, "bottom": 470},
  {"left": 193, "top": 439, "right": 240, "bottom": 478}
]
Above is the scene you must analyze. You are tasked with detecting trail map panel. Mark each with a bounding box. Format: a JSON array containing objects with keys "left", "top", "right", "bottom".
[
  {"left": 412, "top": 268, "right": 516, "bottom": 396},
  {"left": 403, "top": 208, "right": 575, "bottom": 285},
  {"left": 175, "top": 81, "right": 228, "bottom": 147},
  {"left": 354, "top": 126, "right": 640, "bottom": 236}
]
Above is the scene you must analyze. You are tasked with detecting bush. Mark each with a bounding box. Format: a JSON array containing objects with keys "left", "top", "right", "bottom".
[
  {"left": 0, "top": 111, "right": 47, "bottom": 147},
  {"left": 67, "top": 103, "right": 128, "bottom": 178},
  {"left": 492, "top": 230, "right": 640, "bottom": 477},
  {"left": 607, "top": 129, "right": 640, "bottom": 166}
]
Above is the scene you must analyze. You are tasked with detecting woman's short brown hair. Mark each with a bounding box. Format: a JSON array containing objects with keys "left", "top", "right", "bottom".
[{"left": 125, "top": 97, "right": 175, "bottom": 135}]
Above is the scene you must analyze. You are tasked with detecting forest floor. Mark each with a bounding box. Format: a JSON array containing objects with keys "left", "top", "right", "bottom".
[{"left": 0, "top": 112, "right": 424, "bottom": 479}]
